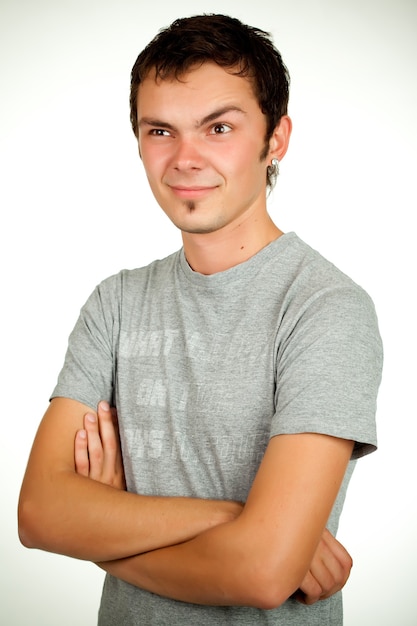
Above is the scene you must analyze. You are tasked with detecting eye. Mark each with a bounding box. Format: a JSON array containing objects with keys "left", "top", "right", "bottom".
[
  {"left": 209, "top": 123, "right": 232, "bottom": 135},
  {"left": 149, "top": 128, "right": 171, "bottom": 137}
]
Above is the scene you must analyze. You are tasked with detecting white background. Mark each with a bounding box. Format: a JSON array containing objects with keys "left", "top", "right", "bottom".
[{"left": 1, "top": 0, "right": 416, "bottom": 624}]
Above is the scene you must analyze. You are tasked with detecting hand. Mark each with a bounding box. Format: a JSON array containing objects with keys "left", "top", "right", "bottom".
[
  {"left": 293, "top": 528, "right": 352, "bottom": 605},
  {"left": 75, "top": 401, "right": 126, "bottom": 490}
]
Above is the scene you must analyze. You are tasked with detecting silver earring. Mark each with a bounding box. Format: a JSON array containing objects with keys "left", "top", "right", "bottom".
[{"left": 267, "top": 158, "right": 279, "bottom": 185}]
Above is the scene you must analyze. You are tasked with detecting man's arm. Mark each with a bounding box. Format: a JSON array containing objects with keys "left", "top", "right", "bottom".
[
  {"left": 75, "top": 405, "right": 353, "bottom": 609},
  {"left": 98, "top": 523, "right": 352, "bottom": 607},
  {"left": 18, "top": 397, "right": 243, "bottom": 562},
  {"left": 293, "top": 528, "right": 353, "bottom": 605},
  {"left": 96, "top": 433, "right": 353, "bottom": 608}
]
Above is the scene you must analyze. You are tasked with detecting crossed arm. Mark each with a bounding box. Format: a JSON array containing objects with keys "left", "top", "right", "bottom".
[{"left": 19, "top": 397, "right": 353, "bottom": 609}]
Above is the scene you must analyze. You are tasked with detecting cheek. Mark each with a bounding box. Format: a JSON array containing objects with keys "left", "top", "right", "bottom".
[
  {"left": 224, "top": 150, "right": 264, "bottom": 187},
  {"left": 226, "top": 136, "right": 263, "bottom": 170},
  {"left": 211, "top": 144, "right": 248, "bottom": 179},
  {"left": 141, "top": 148, "right": 168, "bottom": 182}
]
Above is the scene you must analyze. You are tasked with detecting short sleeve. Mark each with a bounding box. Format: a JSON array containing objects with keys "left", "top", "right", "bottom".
[
  {"left": 272, "top": 285, "right": 383, "bottom": 459},
  {"left": 50, "top": 277, "right": 119, "bottom": 410}
]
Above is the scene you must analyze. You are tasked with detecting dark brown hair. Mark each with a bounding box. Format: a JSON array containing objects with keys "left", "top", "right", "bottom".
[{"left": 129, "top": 14, "right": 290, "bottom": 185}]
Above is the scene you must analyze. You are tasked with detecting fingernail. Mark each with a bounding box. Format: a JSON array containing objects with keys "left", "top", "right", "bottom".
[
  {"left": 86, "top": 413, "right": 96, "bottom": 423},
  {"left": 99, "top": 400, "right": 110, "bottom": 411}
]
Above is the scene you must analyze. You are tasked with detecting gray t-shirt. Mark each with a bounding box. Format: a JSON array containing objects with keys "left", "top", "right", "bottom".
[{"left": 52, "top": 232, "right": 383, "bottom": 625}]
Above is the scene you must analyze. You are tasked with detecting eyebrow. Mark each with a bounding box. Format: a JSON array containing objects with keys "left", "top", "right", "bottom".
[
  {"left": 197, "top": 106, "right": 247, "bottom": 127},
  {"left": 138, "top": 106, "right": 247, "bottom": 132}
]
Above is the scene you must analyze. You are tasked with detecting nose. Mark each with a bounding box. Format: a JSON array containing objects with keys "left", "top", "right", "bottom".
[{"left": 172, "top": 137, "right": 205, "bottom": 172}]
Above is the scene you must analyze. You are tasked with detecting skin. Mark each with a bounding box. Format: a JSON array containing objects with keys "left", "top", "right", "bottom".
[
  {"left": 76, "top": 402, "right": 353, "bottom": 606},
  {"left": 137, "top": 62, "right": 291, "bottom": 274},
  {"left": 18, "top": 398, "right": 243, "bottom": 561},
  {"left": 76, "top": 402, "right": 353, "bottom": 608},
  {"left": 18, "top": 62, "right": 354, "bottom": 610}
]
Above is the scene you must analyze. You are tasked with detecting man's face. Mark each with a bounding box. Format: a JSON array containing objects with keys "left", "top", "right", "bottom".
[{"left": 137, "top": 62, "right": 274, "bottom": 235}]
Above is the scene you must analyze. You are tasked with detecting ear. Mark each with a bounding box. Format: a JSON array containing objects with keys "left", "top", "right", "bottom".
[{"left": 267, "top": 115, "right": 292, "bottom": 162}]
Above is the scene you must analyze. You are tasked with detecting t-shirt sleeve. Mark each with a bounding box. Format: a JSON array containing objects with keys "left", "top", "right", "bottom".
[
  {"left": 50, "top": 278, "right": 117, "bottom": 410},
  {"left": 271, "top": 284, "right": 383, "bottom": 459}
]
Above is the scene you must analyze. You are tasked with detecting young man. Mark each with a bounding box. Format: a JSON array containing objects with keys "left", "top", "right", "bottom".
[{"left": 18, "top": 14, "right": 383, "bottom": 625}]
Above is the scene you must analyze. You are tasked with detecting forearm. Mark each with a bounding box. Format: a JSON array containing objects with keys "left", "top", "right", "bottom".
[
  {"left": 99, "top": 522, "right": 353, "bottom": 610},
  {"left": 97, "top": 435, "right": 355, "bottom": 609},
  {"left": 19, "top": 471, "right": 240, "bottom": 562},
  {"left": 98, "top": 515, "right": 299, "bottom": 609},
  {"left": 19, "top": 398, "right": 242, "bottom": 562}
]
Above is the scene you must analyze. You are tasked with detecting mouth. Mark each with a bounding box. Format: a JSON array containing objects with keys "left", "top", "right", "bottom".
[{"left": 168, "top": 185, "right": 217, "bottom": 200}]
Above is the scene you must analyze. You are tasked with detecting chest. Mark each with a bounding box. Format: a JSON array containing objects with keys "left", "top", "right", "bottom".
[{"left": 113, "top": 280, "right": 280, "bottom": 499}]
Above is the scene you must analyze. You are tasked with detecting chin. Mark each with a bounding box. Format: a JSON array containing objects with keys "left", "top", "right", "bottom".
[
  {"left": 164, "top": 203, "right": 226, "bottom": 235},
  {"left": 181, "top": 225, "right": 219, "bottom": 235}
]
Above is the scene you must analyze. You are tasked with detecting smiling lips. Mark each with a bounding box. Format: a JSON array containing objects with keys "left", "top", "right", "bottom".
[{"left": 168, "top": 185, "right": 218, "bottom": 199}]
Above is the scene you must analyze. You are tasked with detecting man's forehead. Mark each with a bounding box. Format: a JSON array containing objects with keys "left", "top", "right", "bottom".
[{"left": 141, "top": 61, "right": 251, "bottom": 88}]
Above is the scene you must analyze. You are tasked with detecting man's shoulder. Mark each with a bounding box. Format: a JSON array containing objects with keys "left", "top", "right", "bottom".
[
  {"left": 269, "top": 233, "right": 367, "bottom": 298},
  {"left": 97, "top": 249, "right": 182, "bottom": 293},
  {"left": 270, "top": 234, "right": 378, "bottom": 336}
]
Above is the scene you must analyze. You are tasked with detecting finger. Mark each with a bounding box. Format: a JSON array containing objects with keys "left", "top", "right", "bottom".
[
  {"left": 97, "top": 401, "right": 127, "bottom": 489},
  {"left": 308, "top": 542, "right": 338, "bottom": 600},
  {"left": 309, "top": 535, "right": 350, "bottom": 601},
  {"left": 97, "top": 401, "right": 119, "bottom": 460},
  {"left": 320, "top": 530, "right": 353, "bottom": 597},
  {"left": 322, "top": 529, "right": 353, "bottom": 577},
  {"left": 295, "top": 570, "right": 323, "bottom": 605},
  {"left": 98, "top": 401, "right": 126, "bottom": 490},
  {"left": 74, "top": 429, "right": 89, "bottom": 476},
  {"left": 84, "top": 412, "right": 104, "bottom": 480}
]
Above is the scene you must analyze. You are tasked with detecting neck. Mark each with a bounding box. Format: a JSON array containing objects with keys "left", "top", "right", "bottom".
[{"left": 182, "top": 212, "right": 283, "bottom": 275}]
